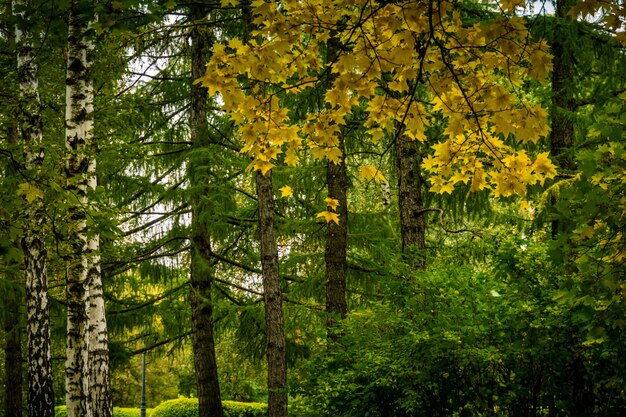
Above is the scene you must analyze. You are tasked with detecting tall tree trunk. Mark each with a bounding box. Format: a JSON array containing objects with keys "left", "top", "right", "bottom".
[
  {"left": 65, "top": 2, "right": 110, "bottom": 416},
  {"left": 241, "top": 2, "right": 287, "bottom": 415},
  {"left": 550, "top": 0, "right": 576, "bottom": 239},
  {"left": 550, "top": 3, "right": 594, "bottom": 415},
  {"left": 396, "top": 130, "right": 426, "bottom": 270},
  {"left": 88, "top": 250, "right": 112, "bottom": 417},
  {"left": 13, "top": 1, "right": 55, "bottom": 416},
  {"left": 190, "top": 233, "right": 223, "bottom": 417},
  {"left": 324, "top": 37, "right": 348, "bottom": 336},
  {"left": 325, "top": 137, "right": 348, "bottom": 333},
  {"left": 189, "top": 4, "right": 223, "bottom": 417},
  {"left": 256, "top": 171, "right": 288, "bottom": 417}
]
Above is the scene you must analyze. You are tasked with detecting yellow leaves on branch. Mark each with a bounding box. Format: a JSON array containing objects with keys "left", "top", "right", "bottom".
[
  {"left": 360, "top": 165, "right": 387, "bottom": 183},
  {"left": 198, "top": 0, "right": 555, "bottom": 198},
  {"left": 316, "top": 197, "right": 341, "bottom": 224},
  {"left": 423, "top": 145, "right": 557, "bottom": 196},
  {"left": 316, "top": 197, "right": 341, "bottom": 225},
  {"left": 316, "top": 211, "right": 340, "bottom": 225}
]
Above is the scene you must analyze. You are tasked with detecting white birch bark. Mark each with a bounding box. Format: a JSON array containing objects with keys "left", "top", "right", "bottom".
[
  {"left": 13, "top": 1, "right": 55, "bottom": 416},
  {"left": 65, "top": 2, "right": 111, "bottom": 416}
]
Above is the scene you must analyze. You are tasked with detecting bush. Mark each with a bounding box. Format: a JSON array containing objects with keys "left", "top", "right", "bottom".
[
  {"left": 55, "top": 405, "right": 152, "bottom": 417},
  {"left": 150, "top": 398, "right": 266, "bottom": 417}
]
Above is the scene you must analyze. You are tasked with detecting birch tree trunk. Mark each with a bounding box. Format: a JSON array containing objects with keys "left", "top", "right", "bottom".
[
  {"left": 189, "top": 4, "right": 223, "bottom": 417},
  {"left": 256, "top": 171, "right": 288, "bottom": 417},
  {"left": 13, "top": 1, "right": 55, "bottom": 416},
  {"left": 65, "top": 2, "right": 111, "bottom": 416}
]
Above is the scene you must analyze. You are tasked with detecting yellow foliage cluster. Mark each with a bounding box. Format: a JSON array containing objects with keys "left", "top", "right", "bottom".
[{"left": 197, "top": 0, "right": 557, "bottom": 208}]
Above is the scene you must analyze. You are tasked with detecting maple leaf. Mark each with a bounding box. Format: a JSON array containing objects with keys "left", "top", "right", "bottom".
[
  {"left": 316, "top": 211, "right": 340, "bottom": 225},
  {"left": 439, "top": 182, "right": 455, "bottom": 194},
  {"left": 532, "top": 152, "right": 557, "bottom": 181},
  {"left": 324, "top": 197, "right": 340, "bottom": 211},
  {"left": 279, "top": 186, "right": 293, "bottom": 198},
  {"left": 247, "top": 159, "right": 274, "bottom": 175},
  {"left": 360, "top": 165, "right": 387, "bottom": 183},
  {"left": 17, "top": 183, "right": 44, "bottom": 203}
]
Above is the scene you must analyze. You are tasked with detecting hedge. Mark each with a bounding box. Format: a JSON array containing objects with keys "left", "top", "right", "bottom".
[
  {"left": 55, "top": 406, "right": 152, "bottom": 417},
  {"left": 150, "top": 398, "right": 267, "bottom": 417}
]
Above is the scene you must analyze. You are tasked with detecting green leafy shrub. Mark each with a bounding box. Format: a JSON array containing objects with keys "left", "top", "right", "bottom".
[
  {"left": 150, "top": 398, "right": 266, "bottom": 417},
  {"left": 55, "top": 406, "right": 152, "bottom": 417}
]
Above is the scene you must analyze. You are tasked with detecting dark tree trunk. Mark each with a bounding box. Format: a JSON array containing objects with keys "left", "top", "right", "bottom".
[
  {"left": 550, "top": 0, "right": 576, "bottom": 238},
  {"left": 188, "top": 5, "right": 223, "bottom": 415},
  {"left": 324, "top": 36, "right": 348, "bottom": 336},
  {"left": 325, "top": 137, "right": 348, "bottom": 333},
  {"left": 240, "top": 2, "right": 287, "bottom": 415},
  {"left": 396, "top": 131, "right": 426, "bottom": 269},
  {"left": 190, "top": 232, "right": 223, "bottom": 417},
  {"left": 13, "top": 1, "right": 55, "bottom": 415},
  {"left": 256, "top": 171, "right": 288, "bottom": 417}
]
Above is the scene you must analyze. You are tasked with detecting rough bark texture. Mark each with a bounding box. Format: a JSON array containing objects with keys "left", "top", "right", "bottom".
[
  {"left": 325, "top": 138, "right": 348, "bottom": 329},
  {"left": 396, "top": 131, "right": 426, "bottom": 269},
  {"left": 241, "top": 2, "right": 287, "bottom": 416},
  {"left": 14, "top": 1, "right": 55, "bottom": 416},
  {"left": 190, "top": 234, "right": 223, "bottom": 417},
  {"left": 325, "top": 37, "right": 348, "bottom": 335},
  {"left": 189, "top": 3, "right": 223, "bottom": 417},
  {"left": 256, "top": 171, "right": 288, "bottom": 417},
  {"left": 89, "top": 253, "right": 112, "bottom": 417},
  {"left": 550, "top": 0, "right": 576, "bottom": 239},
  {"left": 65, "top": 2, "right": 111, "bottom": 416}
]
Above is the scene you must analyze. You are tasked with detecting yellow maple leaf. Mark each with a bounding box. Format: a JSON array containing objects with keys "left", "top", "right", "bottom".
[
  {"left": 360, "top": 165, "right": 387, "bottom": 183},
  {"left": 17, "top": 183, "right": 44, "bottom": 203},
  {"left": 532, "top": 152, "right": 557, "bottom": 181},
  {"left": 279, "top": 186, "right": 293, "bottom": 198},
  {"left": 324, "top": 197, "right": 340, "bottom": 211},
  {"left": 316, "top": 211, "right": 340, "bottom": 225},
  {"left": 247, "top": 159, "right": 274, "bottom": 175}
]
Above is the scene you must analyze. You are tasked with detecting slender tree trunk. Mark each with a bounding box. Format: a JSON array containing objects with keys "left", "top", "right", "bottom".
[
  {"left": 13, "top": 1, "right": 55, "bottom": 416},
  {"left": 550, "top": 0, "right": 576, "bottom": 239},
  {"left": 189, "top": 4, "right": 223, "bottom": 417},
  {"left": 190, "top": 233, "right": 223, "bottom": 417},
  {"left": 256, "top": 171, "right": 288, "bottom": 417},
  {"left": 324, "top": 37, "right": 348, "bottom": 336},
  {"left": 241, "top": 2, "right": 287, "bottom": 415},
  {"left": 65, "top": 2, "right": 109, "bottom": 416},
  {"left": 88, "top": 251, "right": 112, "bottom": 417},
  {"left": 325, "top": 137, "right": 348, "bottom": 332},
  {"left": 396, "top": 130, "right": 426, "bottom": 269}
]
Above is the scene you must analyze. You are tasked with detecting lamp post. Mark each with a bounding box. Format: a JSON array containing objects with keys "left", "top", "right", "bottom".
[{"left": 140, "top": 352, "right": 146, "bottom": 417}]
